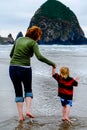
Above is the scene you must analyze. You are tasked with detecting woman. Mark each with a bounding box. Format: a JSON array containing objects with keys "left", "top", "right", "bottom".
[{"left": 9, "top": 26, "right": 56, "bottom": 121}]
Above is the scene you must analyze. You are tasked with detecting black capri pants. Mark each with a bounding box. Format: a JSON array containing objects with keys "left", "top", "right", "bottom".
[{"left": 9, "top": 65, "right": 33, "bottom": 102}]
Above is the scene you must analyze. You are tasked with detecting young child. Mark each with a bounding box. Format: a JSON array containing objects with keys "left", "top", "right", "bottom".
[{"left": 52, "top": 66, "right": 79, "bottom": 123}]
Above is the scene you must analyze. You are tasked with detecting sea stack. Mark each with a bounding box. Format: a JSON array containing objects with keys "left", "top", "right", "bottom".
[{"left": 28, "top": 0, "right": 86, "bottom": 45}]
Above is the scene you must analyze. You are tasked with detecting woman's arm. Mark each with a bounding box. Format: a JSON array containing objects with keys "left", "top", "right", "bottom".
[
  {"left": 10, "top": 42, "right": 15, "bottom": 58},
  {"left": 33, "top": 43, "right": 56, "bottom": 67}
]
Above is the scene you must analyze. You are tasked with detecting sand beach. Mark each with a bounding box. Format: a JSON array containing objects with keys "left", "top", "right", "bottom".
[{"left": 0, "top": 45, "right": 87, "bottom": 130}]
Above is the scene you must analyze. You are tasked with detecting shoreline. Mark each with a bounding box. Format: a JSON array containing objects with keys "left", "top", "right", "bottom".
[{"left": 0, "top": 115, "right": 87, "bottom": 130}]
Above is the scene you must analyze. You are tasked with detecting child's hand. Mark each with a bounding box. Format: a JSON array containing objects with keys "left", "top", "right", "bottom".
[{"left": 75, "top": 77, "right": 79, "bottom": 81}]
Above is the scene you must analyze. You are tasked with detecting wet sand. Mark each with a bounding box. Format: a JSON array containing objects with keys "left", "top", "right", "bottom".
[
  {"left": 0, "top": 45, "right": 87, "bottom": 130},
  {"left": 0, "top": 115, "right": 87, "bottom": 130}
]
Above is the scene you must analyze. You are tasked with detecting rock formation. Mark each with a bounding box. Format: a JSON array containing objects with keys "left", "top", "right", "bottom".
[
  {"left": 0, "top": 33, "right": 14, "bottom": 45},
  {"left": 28, "top": 0, "right": 87, "bottom": 45}
]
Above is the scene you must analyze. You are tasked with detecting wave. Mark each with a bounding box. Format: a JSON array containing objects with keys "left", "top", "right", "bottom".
[
  {"left": 38, "top": 45, "right": 87, "bottom": 54},
  {"left": 0, "top": 44, "right": 87, "bottom": 59}
]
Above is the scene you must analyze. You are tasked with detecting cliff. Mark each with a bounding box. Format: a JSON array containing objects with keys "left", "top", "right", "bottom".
[
  {"left": 0, "top": 34, "right": 14, "bottom": 45},
  {"left": 28, "top": 0, "right": 87, "bottom": 45}
]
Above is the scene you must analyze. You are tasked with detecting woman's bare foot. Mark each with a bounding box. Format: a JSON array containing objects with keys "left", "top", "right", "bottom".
[
  {"left": 26, "top": 112, "right": 35, "bottom": 118},
  {"left": 19, "top": 115, "right": 25, "bottom": 121}
]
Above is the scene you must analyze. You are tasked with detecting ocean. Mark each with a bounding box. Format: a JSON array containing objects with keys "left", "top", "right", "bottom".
[{"left": 0, "top": 45, "right": 87, "bottom": 130}]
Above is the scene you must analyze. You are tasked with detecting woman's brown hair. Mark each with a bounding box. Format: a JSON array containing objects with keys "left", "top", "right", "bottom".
[{"left": 25, "top": 26, "right": 42, "bottom": 41}]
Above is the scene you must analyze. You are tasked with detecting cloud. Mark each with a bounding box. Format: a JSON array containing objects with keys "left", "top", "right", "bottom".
[{"left": 0, "top": 0, "right": 87, "bottom": 38}]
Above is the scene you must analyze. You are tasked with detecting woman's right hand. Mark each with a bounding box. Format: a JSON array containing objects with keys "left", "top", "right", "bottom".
[{"left": 53, "top": 64, "right": 57, "bottom": 68}]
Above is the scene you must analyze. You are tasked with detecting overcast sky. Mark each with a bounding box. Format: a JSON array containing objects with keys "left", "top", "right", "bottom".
[{"left": 0, "top": 0, "right": 87, "bottom": 39}]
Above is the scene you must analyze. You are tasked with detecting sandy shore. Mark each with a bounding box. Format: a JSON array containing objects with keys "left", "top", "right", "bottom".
[
  {"left": 0, "top": 45, "right": 87, "bottom": 130},
  {"left": 0, "top": 60, "right": 87, "bottom": 130},
  {"left": 0, "top": 115, "right": 87, "bottom": 130}
]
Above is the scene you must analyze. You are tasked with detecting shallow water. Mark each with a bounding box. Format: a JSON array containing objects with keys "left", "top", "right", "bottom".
[
  {"left": 0, "top": 45, "right": 87, "bottom": 130},
  {"left": 0, "top": 116, "right": 87, "bottom": 130}
]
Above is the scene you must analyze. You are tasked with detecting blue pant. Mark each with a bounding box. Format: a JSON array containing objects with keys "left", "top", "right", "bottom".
[
  {"left": 60, "top": 98, "right": 72, "bottom": 107},
  {"left": 9, "top": 65, "right": 33, "bottom": 102}
]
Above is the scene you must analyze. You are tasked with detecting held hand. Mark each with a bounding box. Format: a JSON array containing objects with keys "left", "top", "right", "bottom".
[
  {"left": 52, "top": 65, "right": 57, "bottom": 76},
  {"left": 53, "top": 64, "right": 57, "bottom": 68}
]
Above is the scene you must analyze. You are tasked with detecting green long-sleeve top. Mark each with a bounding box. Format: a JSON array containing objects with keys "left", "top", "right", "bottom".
[{"left": 10, "top": 37, "right": 55, "bottom": 67}]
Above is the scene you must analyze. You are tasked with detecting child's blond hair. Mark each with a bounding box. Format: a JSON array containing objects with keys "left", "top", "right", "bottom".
[{"left": 60, "top": 67, "right": 70, "bottom": 79}]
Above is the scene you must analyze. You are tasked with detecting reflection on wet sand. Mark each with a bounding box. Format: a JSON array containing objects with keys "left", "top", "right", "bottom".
[
  {"left": 58, "top": 122, "right": 72, "bottom": 130},
  {"left": 0, "top": 116, "right": 87, "bottom": 130}
]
